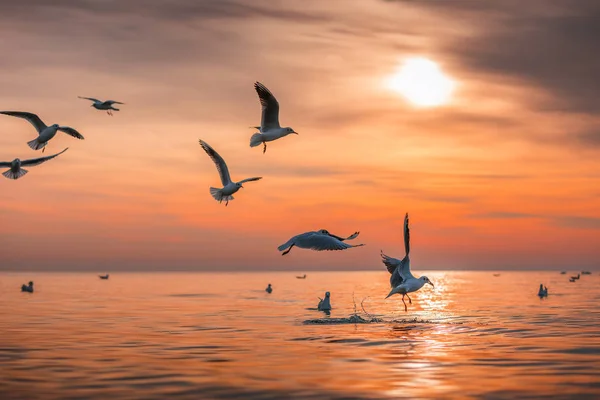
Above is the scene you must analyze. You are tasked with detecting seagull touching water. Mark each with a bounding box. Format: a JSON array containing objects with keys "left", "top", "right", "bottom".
[
  {"left": 278, "top": 230, "right": 363, "bottom": 255},
  {"left": 381, "top": 213, "right": 434, "bottom": 312},
  {"left": 0, "top": 111, "right": 83, "bottom": 152},
  {"left": 199, "top": 139, "right": 262, "bottom": 206},
  {"left": 0, "top": 148, "right": 68, "bottom": 180},
  {"left": 249, "top": 82, "right": 298, "bottom": 153}
]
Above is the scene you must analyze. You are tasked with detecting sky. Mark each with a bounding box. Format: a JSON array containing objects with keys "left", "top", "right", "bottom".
[{"left": 0, "top": 0, "right": 599, "bottom": 271}]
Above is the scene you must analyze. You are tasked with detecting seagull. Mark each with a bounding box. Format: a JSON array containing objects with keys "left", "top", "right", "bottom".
[
  {"left": 78, "top": 97, "right": 124, "bottom": 116},
  {"left": 0, "top": 148, "right": 68, "bottom": 180},
  {"left": 249, "top": 82, "right": 298, "bottom": 154},
  {"left": 0, "top": 111, "right": 83, "bottom": 153},
  {"left": 265, "top": 284, "right": 273, "bottom": 294},
  {"left": 198, "top": 139, "right": 262, "bottom": 206},
  {"left": 318, "top": 292, "right": 332, "bottom": 311},
  {"left": 538, "top": 284, "right": 548, "bottom": 297},
  {"left": 278, "top": 230, "right": 363, "bottom": 255},
  {"left": 382, "top": 213, "right": 434, "bottom": 312}
]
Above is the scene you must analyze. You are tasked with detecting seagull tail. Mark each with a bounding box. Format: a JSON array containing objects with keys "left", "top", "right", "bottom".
[
  {"left": 277, "top": 238, "right": 294, "bottom": 252},
  {"left": 209, "top": 187, "right": 233, "bottom": 203},
  {"left": 385, "top": 287, "right": 398, "bottom": 299},
  {"left": 2, "top": 168, "right": 28, "bottom": 180},
  {"left": 250, "top": 133, "right": 263, "bottom": 148},
  {"left": 27, "top": 139, "right": 45, "bottom": 151}
]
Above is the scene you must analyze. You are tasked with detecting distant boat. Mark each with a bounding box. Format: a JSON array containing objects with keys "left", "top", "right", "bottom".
[
  {"left": 296, "top": 274, "right": 307, "bottom": 279},
  {"left": 582, "top": 271, "right": 592, "bottom": 275},
  {"left": 571, "top": 274, "right": 580, "bottom": 280},
  {"left": 99, "top": 274, "right": 109, "bottom": 280},
  {"left": 560, "top": 271, "right": 566, "bottom": 274},
  {"left": 493, "top": 273, "right": 501, "bottom": 277}
]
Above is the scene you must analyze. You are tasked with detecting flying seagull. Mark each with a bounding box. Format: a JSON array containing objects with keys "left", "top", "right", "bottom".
[
  {"left": 278, "top": 230, "right": 363, "bottom": 255},
  {"left": 198, "top": 139, "right": 262, "bottom": 206},
  {"left": 0, "top": 111, "right": 83, "bottom": 153},
  {"left": 0, "top": 148, "right": 68, "bottom": 180},
  {"left": 382, "top": 213, "right": 434, "bottom": 312},
  {"left": 78, "top": 97, "right": 124, "bottom": 116},
  {"left": 249, "top": 82, "right": 298, "bottom": 154}
]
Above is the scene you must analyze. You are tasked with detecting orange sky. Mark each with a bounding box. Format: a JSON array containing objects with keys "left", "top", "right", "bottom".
[{"left": 1, "top": 0, "right": 599, "bottom": 271}]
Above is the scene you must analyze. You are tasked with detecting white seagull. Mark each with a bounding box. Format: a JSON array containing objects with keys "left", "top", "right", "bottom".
[
  {"left": 278, "top": 230, "right": 363, "bottom": 255},
  {"left": 381, "top": 213, "right": 434, "bottom": 312},
  {"left": 199, "top": 139, "right": 262, "bottom": 206},
  {"left": 0, "top": 111, "right": 84, "bottom": 153},
  {"left": 0, "top": 148, "right": 68, "bottom": 180},
  {"left": 78, "top": 97, "right": 125, "bottom": 116},
  {"left": 317, "top": 291, "right": 332, "bottom": 311},
  {"left": 250, "top": 82, "right": 298, "bottom": 154}
]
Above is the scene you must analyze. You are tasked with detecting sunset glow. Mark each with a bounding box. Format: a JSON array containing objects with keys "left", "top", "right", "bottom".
[{"left": 387, "top": 58, "right": 455, "bottom": 107}]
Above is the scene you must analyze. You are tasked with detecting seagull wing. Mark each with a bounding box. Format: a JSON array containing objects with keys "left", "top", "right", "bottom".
[
  {"left": 0, "top": 111, "right": 47, "bottom": 133},
  {"left": 254, "top": 82, "right": 280, "bottom": 130},
  {"left": 21, "top": 148, "right": 69, "bottom": 167},
  {"left": 58, "top": 126, "right": 84, "bottom": 140},
  {"left": 381, "top": 251, "right": 413, "bottom": 288},
  {"left": 0, "top": 160, "right": 12, "bottom": 167},
  {"left": 106, "top": 100, "right": 125, "bottom": 105},
  {"left": 199, "top": 139, "right": 231, "bottom": 186},
  {"left": 78, "top": 96, "right": 102, "bottom": 104},
  {"left": 404, "top": 213, "right": 410, "bottom": 256},
  {"left": 296, "top": 232, "right": 365, "bottom": 251},
  {"left": 238, "top": 177, "right": 262, "bottom": 184}
]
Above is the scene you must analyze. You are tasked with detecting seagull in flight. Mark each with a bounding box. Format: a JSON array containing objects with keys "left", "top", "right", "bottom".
[
  {"left": 278, "top": 230, "right": 363, "bottom": 255},
  {"left": 0, "top": 111, "right": 84, "bottom": 153},
  {"left": 199, "top": 139, "right": 262, "bottom": 206},
  {"left": 78, "top": 97, "right": 124, "bottom": 116},
  {"left": 382, "top": 213, "right": 434, "bottom": 312},
  {"left": 0, "top": 148, "right": 68, "bottom": 180},
  {"left": 249, "top": 82, "right": 298, "bottom": 154}
]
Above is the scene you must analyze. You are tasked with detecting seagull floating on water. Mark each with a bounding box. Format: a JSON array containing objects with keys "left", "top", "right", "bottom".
[
  {"left": 296, "top": 274, "right": 307, "bottom": 279},
  {"left": 78, "top": 97, "right": 124, "bottom": 116},
  {"left": 318, "top": 292, "right": 332, "bottom": 311},
  {"left": 249, "top": 82, "right": 298, "bottom": 154},
  {"left": 278, "top": 230, "right": 363, "bottom": 255},
  {"left": 265, "top": 284, "right": 273, "bottom": 294},
  {"left": 99, "top": 274, "right": 109, "bottom": 280},
  {"left": 21, "top": 281, "right": 34, "bottom": 293},
  {"left": 0, "top": 111, "right": 83, "bottom": 152},
  {"left": 382, "top": 213, "right": 434, "bottom": 312},
  {"left": 538, "top": 284, "right": 548, "bottom": 297},
  {"left": 199, "top": 139, "right": 262, "bottom": 206},
  {"left": 0, "top": 148, "right": 68, "bottom": 180}
]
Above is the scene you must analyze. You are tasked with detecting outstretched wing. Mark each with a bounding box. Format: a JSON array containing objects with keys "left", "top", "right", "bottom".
[
  {"left": 0, "top": 160, "right": 12, "bottom": 167},
  {"left": 297, "top": 232, "right": 365, "bottom": 252},
  {"left": 58, "top": 126, "right": 84, "bottom": 140},
  {"left": 78, "top": 96, "right": 102, "bottom": 104},
  {"left": 254, "top": 82, "right": 280, "bottom": 130},
  {"left": 404, "top": 213, "right": 410, "bottom": 256},
  {"left": 199, "top": 139, "right": 231, "bottom": 186},
  {"left": 106, "top": 100, "right": 124, "bottom": 105},
  {"left": 381, "top": 250, "right": 412, "bottom": 288},
  {"left": 21, "top": 148, "right": 69, "bottom": 167},
  {"left": 0, "top": 111, "right": 47, "bottom": 133},
  {"left": 238, "top": 177, "right": 262, "bottom": 184}
]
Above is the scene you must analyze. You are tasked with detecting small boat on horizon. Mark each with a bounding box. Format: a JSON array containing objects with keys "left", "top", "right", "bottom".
[
  {"left": 493, "top": 273, "right": 501, "bottom": 277},
  {"left": 582, "top": 271, "right": 592, "bottom": 275},
  {"left": 99, "top": 274, "right": 109, "bottom": 280},
  {"left": 560, "top": 271, "right": 566, "bottom": 274},
  {"left": 296, "top": 274, "right": 307, "bottom": 279}
]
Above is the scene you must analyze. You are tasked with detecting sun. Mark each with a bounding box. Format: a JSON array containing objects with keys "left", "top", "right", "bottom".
[{"left": 387, "top": 57, "right": 455, "bottom": 107}]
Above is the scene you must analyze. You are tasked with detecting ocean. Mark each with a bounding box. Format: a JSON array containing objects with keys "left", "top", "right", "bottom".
[{"left": 1, "top": 271, "right": 599, "bottom": 399}]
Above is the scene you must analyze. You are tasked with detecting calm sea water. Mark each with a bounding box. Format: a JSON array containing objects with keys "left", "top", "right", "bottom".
[{"left": 1, "top": 271, "right": 599, "bottom": 400}]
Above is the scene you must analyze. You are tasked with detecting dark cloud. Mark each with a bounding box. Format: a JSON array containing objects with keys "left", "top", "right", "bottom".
[
  {"left": 553, "top": 215, "right": 600, "bottom": 230},
  {"left": 470, "top": 211, "right": 600, "bottom": 230},
  {"left": 390, "top": 0, "right": 600, "bottom": 113},
  {"left": 470, "top": 212, "right": 538, "bottom": 219}
]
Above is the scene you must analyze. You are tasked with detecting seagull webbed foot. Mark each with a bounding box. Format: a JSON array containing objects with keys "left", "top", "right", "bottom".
[
  {"left": 263, "top": 142, "right": 267, "bottom": 154},
  {"left": 282, "top": 244, "right": 294, "bottom": 256}
]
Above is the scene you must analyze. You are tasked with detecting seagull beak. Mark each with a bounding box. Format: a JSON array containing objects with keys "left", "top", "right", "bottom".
[
  {"left": 428, "top": 281, "right": 435, "bottom": 288},
  {"left": 240, "top": 185, "right": 244, "bottom": 189},
  {"left": 292, "top": 130, "right": 299, "bottom": 135}
]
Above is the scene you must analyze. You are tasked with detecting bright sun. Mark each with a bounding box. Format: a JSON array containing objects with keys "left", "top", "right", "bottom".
[{"left": 387, "top": 57, "right": 455, "bottom": 107}]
